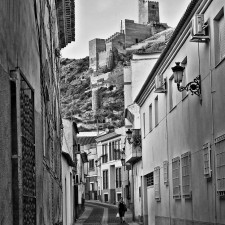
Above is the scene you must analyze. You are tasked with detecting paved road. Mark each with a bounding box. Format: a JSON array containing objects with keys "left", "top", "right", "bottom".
[{"left": 74, "top": 200, "right": 139, "bottom": 225}]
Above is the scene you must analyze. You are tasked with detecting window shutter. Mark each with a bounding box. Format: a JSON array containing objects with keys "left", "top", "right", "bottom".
[
  {"left": 163, "top": 161, "right": 169, "bottom": 185},
  {"left": 203, "top": 143, "right": 212, "bottom": 179},
  {"left": 172, "top": 157, "right": 181, "bottom": 199},
  {"left": 181, "top": 152, "right": 192, "bottom": 198},
  {"left": 215, "top": 134, "right": 225, "bottom": 197},
  {"left": 219, "top": 15, "right": 225, "bottom": 60},
  {"left": 154, "top": 166, "right": 161, "bottom": 201}
]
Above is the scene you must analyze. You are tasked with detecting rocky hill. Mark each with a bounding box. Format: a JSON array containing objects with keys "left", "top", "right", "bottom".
[
  {"left": 60, "top": 57, "right": 125, "bottom": 131},
  {"left": 59, "top": 28, "right": 174, "bottom": 131}
]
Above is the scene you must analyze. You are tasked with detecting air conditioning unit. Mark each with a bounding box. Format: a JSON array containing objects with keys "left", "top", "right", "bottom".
[
  {"left": 155, "top": 74, "right": 166, "bottom": 93},
  {"left": 190, "top": 14, "right": 210, "bottom": 42}
]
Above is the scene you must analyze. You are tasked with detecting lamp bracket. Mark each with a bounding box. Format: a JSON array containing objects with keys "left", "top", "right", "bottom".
[{"left": 177, "top": 75, "right": 201, "bottom": 96}]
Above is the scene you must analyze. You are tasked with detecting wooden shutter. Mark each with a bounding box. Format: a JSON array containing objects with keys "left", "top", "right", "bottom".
[
  {"left": 181, "top": 152, "right": 192, "bottom": 198},
  {"left": 172, "top": 157, "right": 181, "bottom": 199},
  {"left": 163, "top": 161, "right": 169, "bottom": 185},
  {"left": 215, "top": 134, "right": 225, "bottom": 197},
  {"left": 154, "top": 166, "right": 161, "bottom": 201},
  {"left": 203, "top": 143, "right": 212, "bottom": 179}
]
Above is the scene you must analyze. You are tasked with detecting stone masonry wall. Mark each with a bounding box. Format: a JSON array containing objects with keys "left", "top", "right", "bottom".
[{"left": 124, "top": 19, "right": 152, "bottom": 48}]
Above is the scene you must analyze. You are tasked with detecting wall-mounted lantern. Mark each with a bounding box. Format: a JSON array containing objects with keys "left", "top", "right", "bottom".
[
  {"left": 121, "top": 147, "right": 126, "bottom": 166},
  {"left": 126, "top": 129, "right": 133, "bottom": 144},
  {"left": 171, "top": 62, "right": 201, "bottom": 97}
]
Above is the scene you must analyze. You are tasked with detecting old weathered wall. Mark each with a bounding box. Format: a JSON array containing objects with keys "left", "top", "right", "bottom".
[
  {"left": 98, "top": 51, "right": 108, "bottom": 68},
  {"left": 139, "top": 1, "right": 160, "bottom": 25},
  {"left": 0, "top": 0, "right": 63, "bottom": 225},
  {"left": 89, "top": 39, "right": 106, "bottom": 71},
  {"left": 124, "top": 20, "right": 152, "bottom": 48}
]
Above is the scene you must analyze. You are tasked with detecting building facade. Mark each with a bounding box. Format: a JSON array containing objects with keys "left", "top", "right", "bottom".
[
  {"left": 62, "top": 119, "right": 79, "bottom": 225},
  {"left": 95, "top": 128, "right": 126, "bottom": 204},
  {"left": 135, "top": 0, "right": 225, "bottom": 225},
  {"left": 0, "top": 1, "right": 75, "bottom": 225}
]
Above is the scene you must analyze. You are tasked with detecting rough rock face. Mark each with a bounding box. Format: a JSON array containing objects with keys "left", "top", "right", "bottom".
[{"left": 60, "top": 57, "right": 125, "bottom": 131}]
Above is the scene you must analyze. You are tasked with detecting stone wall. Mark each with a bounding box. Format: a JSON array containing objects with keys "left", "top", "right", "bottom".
[
  {"left": 98, "top": 51, "right": 108, "bottom": 68},
  {"left": 138, "top": 0, "right": 160, "bottom": 25},
  {"left": 89, "top": 39, "right": 106, "bottom": 71},
  {"left": 124, "top": 19, "right": 152, "bottom": 48}
]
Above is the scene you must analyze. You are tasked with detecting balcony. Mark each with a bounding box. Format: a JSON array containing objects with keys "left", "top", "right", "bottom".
[{"left": 126, "top": 129, "right": 142, "bottom": 164}]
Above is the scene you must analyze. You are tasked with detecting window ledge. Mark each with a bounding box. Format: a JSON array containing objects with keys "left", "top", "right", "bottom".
[
  {"left": 169, "top": 105, "right": 177, "bottom": 113},
  {"left": 215, "top": 56, "right": 225, "bottom": 69}
]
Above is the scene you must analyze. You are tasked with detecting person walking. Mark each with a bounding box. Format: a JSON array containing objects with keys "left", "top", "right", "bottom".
[{"left": 118, "top": 197, "right": 127, "bottom": 223}]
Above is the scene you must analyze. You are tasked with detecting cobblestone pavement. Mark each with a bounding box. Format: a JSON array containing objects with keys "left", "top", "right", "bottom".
[{"left": 74, "top": 200, "right": 139, "bottom": 225}]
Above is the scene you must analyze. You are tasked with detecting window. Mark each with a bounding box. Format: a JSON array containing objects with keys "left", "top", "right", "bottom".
[
  {"left": 114, "top": 139, "right": 121, "bottom": 160},
  {"left": 104, "top": 193, "right": 108, "bottom": 202},
  {"left": 149, "top": 104, "right": 153, "bottom": 132},
  {"left": 181, "top": 152, "right": 191, "bottom": 198},
  {"left": 169, "top": 76, "right": 177, "bottom": 110},
  {"left": 116, "top": 167, "right": 122, "bottom": 188},
  {"left": 143, "top": 112, "right": 146, "bottom": 137},
  {"left": 154, "top": 167, "right": 161, "bottom": 201},
  {"left": 117, "top": 193, "right": 122, "bottom": 201},
  {"left": 109, "top": 142, "right": 112, "bottom": 161},
  {"left": 146, "top": 172, "right": 154, "bottom": 187},
  {"left": 163, "top": 161, "right": 169, "bottom": 185},
  {"left": 103, "top": 170, "right": 108, "bottom": 189},
  {"left": 154, "top": 96, "right": 158, "bottom": 126},
  {"left": 90, "top": 182, "right": 94, "bottom": 191},
  {"left": 214, "top": 8, "right": 225, "bottom": 64},
  {"left": 203, "top": 143, "right": 212, "bottom": 179},
  {"left": 89, "top": 159, "right": 95, "bottom": 171},
  {"left": 172, "top": 157, "right": 181, "bottom": 199},
  {"left": 181, "top": 57, "right": 188, "bottom": 99},
  {"left": 215, "top": 134, "right": 225, "bottom": 197},
  {"left": 102, "top": 144, "right": 108, "bottom": 163}
]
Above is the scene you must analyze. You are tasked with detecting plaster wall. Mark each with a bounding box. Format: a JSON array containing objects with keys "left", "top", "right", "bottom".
[
  {"left": 131, "top": 53, "right": 160, "bottom": 102},
  {"left": 139, "top": 1, "right": 225, "bottom": 224},
  {"left": 62, "top": 158, "right": 74, "bottom": 225},
  {"left": 124, "top": 20, "right": 152, "bottom": 48}
]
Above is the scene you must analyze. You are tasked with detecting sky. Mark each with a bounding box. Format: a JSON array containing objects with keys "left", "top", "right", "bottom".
[{"left": 61, "top": 0, "right": 191, "bottom": 59}]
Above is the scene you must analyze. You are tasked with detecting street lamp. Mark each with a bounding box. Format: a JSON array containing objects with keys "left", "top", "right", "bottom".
[
  {"left": 126, "top": 129, "right": 133, "bottom": 144},
  {"left": 121, "top": 147, "right": 126, "bottom": 166},
  {"left": 171, "top": 62, "right": 201, "bottom": 96}
]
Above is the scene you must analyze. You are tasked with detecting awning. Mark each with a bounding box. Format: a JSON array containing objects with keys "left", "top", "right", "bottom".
[{"left": 62, "top": 151, "right": 76, "bottom": 167}]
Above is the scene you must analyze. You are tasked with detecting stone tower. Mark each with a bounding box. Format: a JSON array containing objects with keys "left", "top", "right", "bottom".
[{"left": 138, "top": 1, "right": 160, "bottom": 25}]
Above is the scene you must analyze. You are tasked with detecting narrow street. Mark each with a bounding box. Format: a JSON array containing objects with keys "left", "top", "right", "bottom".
[{"left": 75, "top": 201, "right": 139, "bottom": 225}]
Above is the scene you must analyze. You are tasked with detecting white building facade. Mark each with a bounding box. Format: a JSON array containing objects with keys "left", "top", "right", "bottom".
[{"left": 135, "top": 0, "right": 225, "bottom": 225}]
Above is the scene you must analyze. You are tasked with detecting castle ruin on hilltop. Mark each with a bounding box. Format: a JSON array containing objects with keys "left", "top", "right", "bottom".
[{"left": 90, "top": 1, "right": 169, "bottom": 114}]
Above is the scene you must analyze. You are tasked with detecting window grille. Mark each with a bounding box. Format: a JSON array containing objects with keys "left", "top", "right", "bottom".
[
  {"left": 181, "top": 152, "right": 192, "bottom": 198},
  {"left": 172, "top": 157, "right": 181, "bottom": 199},
  {"left": 20, "top": 75, "right": 36, "bottom": 225},
  {"left": 154, "top": 166, "right": 161, "bottom": 201},
  {"left": 163, "top": 161, "right": 169, "bottom": 185},
  {"left": 203, "top": 143, "right": 212, "bottom": 179},
  {"left": 146, "top": 172, "right": 154, "bottom": 187},
  {"left": 215, "top": 134, "right": 225, "bottom": 197}
]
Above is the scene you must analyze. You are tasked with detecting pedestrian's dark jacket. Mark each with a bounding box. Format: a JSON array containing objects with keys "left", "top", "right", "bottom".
[{"left": 118, "top": 201, "right": 126, "bottom": 216}]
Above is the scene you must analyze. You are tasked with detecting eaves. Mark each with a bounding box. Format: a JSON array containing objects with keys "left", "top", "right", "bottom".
[{"left": 134, "top": 0, "right": 204, "bottom": 106}]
